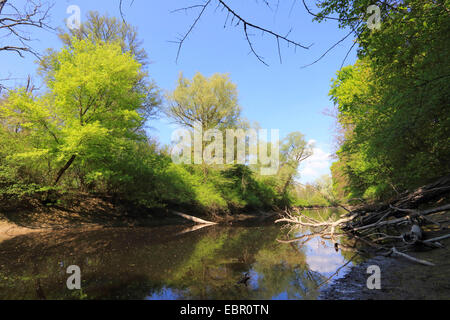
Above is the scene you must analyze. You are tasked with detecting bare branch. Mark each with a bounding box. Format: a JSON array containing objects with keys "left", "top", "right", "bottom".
[
  {"left": 390, "top": 247, "right": 435, "bottom": 266},
  {"left": 168, "top": 0, "right": 311, "bottom": 65},
  {"left": 0, "top": 0, "right": 53, "bottom": 58},
  {"left": 171, "top": 0, "right": 212, "bottom": 64},
  {"left": 119, "top": 0, "right": 135, "bottom": 25},
  {"left": 217, "top": 0, "right": 310, "bottom": 65},
  {"left": 300, "top": 22, "right": 360, "bottom": 68}
]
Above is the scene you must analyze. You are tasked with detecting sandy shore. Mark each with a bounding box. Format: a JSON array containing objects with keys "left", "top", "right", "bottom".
[{"left": 0, "top": 220, "right": 48, "bottom": 243}]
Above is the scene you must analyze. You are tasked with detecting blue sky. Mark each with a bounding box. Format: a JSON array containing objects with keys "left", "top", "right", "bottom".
[{"left": 0, "top": 0, "right": 358, "bottom": 183}]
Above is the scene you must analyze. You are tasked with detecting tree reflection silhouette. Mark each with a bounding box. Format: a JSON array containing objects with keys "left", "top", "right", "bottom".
[{"left": 0, "top": 217, "right": 357, "bottom": 300}]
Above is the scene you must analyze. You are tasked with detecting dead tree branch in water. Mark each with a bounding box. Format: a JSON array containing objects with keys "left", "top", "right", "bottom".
[
  {"left": 171, "top": 210, "right": 217, "bottom": 225},
  {"left": 388, "top": 247, "right": 435, "bottom": 266},
  {"left": 276, "top": 175, "right": 450, "bottom": 266}
]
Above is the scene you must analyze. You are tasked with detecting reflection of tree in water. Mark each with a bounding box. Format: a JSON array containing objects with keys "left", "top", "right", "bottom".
[
  {"left": 0, "top": 226, "right": 207, "bottom": 299},
  {"left": 0, "top": 220, "right": 354, "bottom": 300},
  {"left": 250, "top": 242, "right": 325, "bottom": 300},
  {"left": 165, "top": 227, "right": 327, "bottom": 300},
  {"left": 161, "top": 226, "right": 280, "bottom": 300}
]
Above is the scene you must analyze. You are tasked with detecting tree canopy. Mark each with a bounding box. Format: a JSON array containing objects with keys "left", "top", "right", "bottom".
[
  {"left": 166, "top": 72, "right": 242, "bottom": 131},
  {"left": 329, "top": 0, "right": 450, "bottom": 200}
]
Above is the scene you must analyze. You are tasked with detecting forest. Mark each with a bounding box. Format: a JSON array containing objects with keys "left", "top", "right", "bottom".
[
  {"left": 0, "top": 8, "right": 334, "bottom": 217},
  {"left": 0, "top": 0, "right": 449, "bottom": 303},
  {"left": 0, "top": 0, "right": 448, "bottom": 220}
]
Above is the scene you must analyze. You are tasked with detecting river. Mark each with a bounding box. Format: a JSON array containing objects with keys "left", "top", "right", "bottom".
[{"left": 0, "top": 208, "right": 367, "bottom": 300}]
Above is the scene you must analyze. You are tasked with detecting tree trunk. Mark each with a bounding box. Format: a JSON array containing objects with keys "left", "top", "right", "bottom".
[
  {"left": 281, "top": 174, "right": 293, "bottom": 196},
  {"left": 54, "top": 155, "right": 76, "bottom": 186},
  {"left": 171, "top": 211, "right": 217, "bottom": 225}
]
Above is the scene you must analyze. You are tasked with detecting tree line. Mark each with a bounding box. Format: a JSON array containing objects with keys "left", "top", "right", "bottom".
[
  {"left": 327, "top": 0, "right": 449, "bottom": 201},
  {"left": 0, "top": 11, "right": 332, "bottom": 215}
]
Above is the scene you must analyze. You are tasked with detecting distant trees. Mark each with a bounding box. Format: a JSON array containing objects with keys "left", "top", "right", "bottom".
[
  {"left": 278, "top": 132, "right": 313, "bottom": 196},
  {"left": 1, "top": 5, "right": 341, "bottom": 213}
]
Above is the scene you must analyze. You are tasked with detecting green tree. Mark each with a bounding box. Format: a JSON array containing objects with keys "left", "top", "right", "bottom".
[
  {"left": 166, "top": 72, "right": 242, "bottom": 132},
  {"left": 327, "top": 0, "right": 450, "bottom": 200},
  {"left": 278, "top": 132, "right": 313, "bottom": 196},
  {"left": 2, "top": 38, "right": 155, "bottom": 188},
  {"left": 58, "top": 11, "right": 148, "bottom": 65},
  {"left": 40, "top": 11, "right": 160, "bottom": 127}
]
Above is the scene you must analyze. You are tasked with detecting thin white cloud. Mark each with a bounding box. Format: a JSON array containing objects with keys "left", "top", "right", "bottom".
[
  {"left": 303, "top": 238, "right": 348, "bottom": 274},
  {"left": 298, "top": 141, "right": 332, "bottom": 184}
]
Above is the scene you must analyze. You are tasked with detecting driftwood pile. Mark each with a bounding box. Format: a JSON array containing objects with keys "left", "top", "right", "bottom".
[{"left": 276, "top": 175, "right": 450, "bottom": 266}]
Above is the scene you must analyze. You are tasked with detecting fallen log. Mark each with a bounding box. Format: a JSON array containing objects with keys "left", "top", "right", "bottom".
[
  {"left": 390, "top": 247, "right": 435, "bottom": 266},
  {"left": 275, "top": 212, "right": 356, "bottom": 228},
  {"left": 346, "top": 176, "right": 450, "bottom": 226},
  {"left": 350, "top": 204, "right": 450, "bottom": 232},
  {"left": 390, "top": 204, "right": 450, "bottom": 216},
  {"left": 171, "top": 211, "right": 217, "bottom": 225},
  {"left": 423, "top": 234, "right": 450, "bottom": 244},
  {"left": 275, "top": 175, "right": 450, "bottom": 266},
  {"left": 391, "top": 175, "right": 450, "bottom": 209}
]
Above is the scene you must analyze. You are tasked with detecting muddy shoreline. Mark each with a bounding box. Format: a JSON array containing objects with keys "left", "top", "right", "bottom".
[
  {"left": 321, "top": 237, "right": 450, "bottom": 300},
  {"left": 0, "top": 220, "right": 49, "bottom": 243}
]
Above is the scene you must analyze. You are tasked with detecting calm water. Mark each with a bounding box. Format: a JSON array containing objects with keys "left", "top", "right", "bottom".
[{"left": 0, "top": 209, "right": 363, "bottom": 300}]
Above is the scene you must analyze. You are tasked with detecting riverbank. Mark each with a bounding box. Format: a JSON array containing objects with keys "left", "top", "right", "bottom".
[
  {"left": 1, "top": 202, "right": 449, "bottom": 300},
  {"left": 2, "top": 192, "right": 449, "bottom": 300},
  {"left": 0, "top": 195, "right": 178, "bottom": 230},
  {"left": 321, "top": 207, "right": 450, "bottom": 300},
  {"left": 0, "top": 220, "right": 49, "bottom": 243},
  {"left": 0, "top": 194, "right": 279, "bottom": 240},
  {"left": 321, "top": 235, "right": 450, "bottom": 299}
]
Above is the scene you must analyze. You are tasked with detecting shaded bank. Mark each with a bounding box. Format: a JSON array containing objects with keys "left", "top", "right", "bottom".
[{"left": 0, "top": 193, "right": 282, "bottom": 232}]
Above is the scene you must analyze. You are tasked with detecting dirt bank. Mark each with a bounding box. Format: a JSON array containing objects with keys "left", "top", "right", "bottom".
[
  {"left": 0, "top": 220, "right": 49, "bottom": 243},
  {"left": 0, "top": 195, "right": 279, "bottom": 244},
  {"left": 321, "top": 236, "right": 450, "bottom": 300}
]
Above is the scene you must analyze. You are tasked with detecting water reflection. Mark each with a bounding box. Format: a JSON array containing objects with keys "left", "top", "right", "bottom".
[
  {"left": 305, "top": 237, "right": 349, "bottom": 275},
  {"left": 0, "top": 209, "right": 361, "bottom": 300}
]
